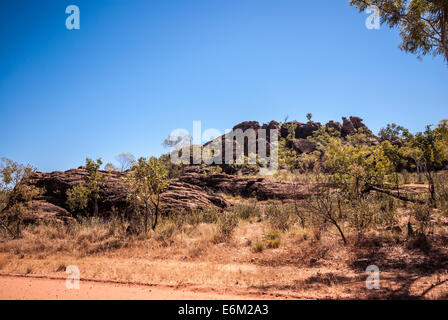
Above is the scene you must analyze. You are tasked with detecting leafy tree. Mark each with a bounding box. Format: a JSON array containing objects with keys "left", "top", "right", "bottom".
[
  {"left": 278, "top": 138, "right": 298, "bottom": 171},
  {"left": 66, "top": 185, "right": 91, "bottom": 213},
  {"left": 379, "top": 123, "right": 408, "bottom": 141},
  {"left": 85, "top": 158, "right": 105, "bottom": 216},
  {"left": 381, "top": 140, "right": 404, "bottom": 193},
  {"left": 403, "top": 123, "right": 448, "bottom": 206},
  {"left": 350, "top": 0, "right": 448, "bottom": 64},
  {"left": 306, "top": 113, "right": 313, "bottom": 122},
  {"left": 125, "top": 157, "right": 170, "bottom": 233},
  {"left": 0, "top": 158, "right": 40, "bottom": 238},
  {"left": 115, "top": 152, "right": 135, "bottom": 172},
  {"left": 65, "top": 158, "right": 105, "bottom": 216},
  {"left": 324, "top": 137, "right": 393, "bottom": 196}
]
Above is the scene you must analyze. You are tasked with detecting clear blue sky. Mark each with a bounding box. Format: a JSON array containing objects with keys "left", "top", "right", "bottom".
[{"left": 0, "top": 0, "right": 447, "bottom": 172}]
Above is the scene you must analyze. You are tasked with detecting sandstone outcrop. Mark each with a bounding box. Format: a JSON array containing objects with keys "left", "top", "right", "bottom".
[{"left": 22, "top": 167, "right": 317, "bottom": 221}]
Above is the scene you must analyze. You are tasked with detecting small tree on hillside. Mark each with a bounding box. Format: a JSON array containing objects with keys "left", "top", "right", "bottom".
[
  {"left": 66, "top": 184, "right": 91, "bottom": 214},
  {"left": 125, "top": 157, "right": 170, "bottom": 233},
  {"left": 115, "top": 152, "right": 135, "bottom": 172},
  {"left": 85, "top": 158, "right": 105, "bottom": 216},
  {"left": 66, "top": 158, "right": 106, "bottom": 216},
  {"left": 0, "top": 158, "right": 40, "bottom": 238},
  {"left": 306, "top": 113, "right": 313, "bottom": 122}
]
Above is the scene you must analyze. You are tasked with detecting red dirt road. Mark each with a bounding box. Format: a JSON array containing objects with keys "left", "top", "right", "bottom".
[{"left": 0, "top": 275, "right": 263, "bottom": 300}]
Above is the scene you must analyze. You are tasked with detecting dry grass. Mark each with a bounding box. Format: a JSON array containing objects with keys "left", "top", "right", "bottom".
[{"left": 0, "top": 199, "right": 448, "bottom": 299}]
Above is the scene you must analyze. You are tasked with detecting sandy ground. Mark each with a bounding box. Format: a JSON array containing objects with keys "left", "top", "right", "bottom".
[{"left": 0, "top": 275, "right": 265, "bottom": 300}]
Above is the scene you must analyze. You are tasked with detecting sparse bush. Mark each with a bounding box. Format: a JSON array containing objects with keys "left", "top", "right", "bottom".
[
  {"left": 252, "top": 240, "right": 264, "bottom": 253},
  {"left": 232, "top": 202, "right": 258, "bottom": 220},
  {"left": 407, "top": 233, "right": 431, "bottom": 252},
  {"left": 262, "top": 231, "right": 282, "bottom": 248},
  {"left": 154, "top": 221, "right": 177, "bottom": 243},
  {"left": 265, "top": 203, "right": 293, "bottom": 232},
  {"left": 411, "top": 204, "right": 433, "bottom": 235},
  {"left": 304, "top": 186, "right": 347, "bottom": 244},
  {"left": 214, "top": 212, "right": 239, "bottom": 242}
]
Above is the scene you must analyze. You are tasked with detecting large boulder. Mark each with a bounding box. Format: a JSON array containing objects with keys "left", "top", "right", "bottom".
[
  {"left": 341, "top": 116, "right": 372, "bottom": 137},
  {"left": 295, "top": 122, "right": 321, "bottom": 139},
  {"left": 325, "top": 120, "right": 342, "bottom": 132},
  {"left": 280, "top": 121, "right": 321, "bottom": 140},
  {"left": 286, "top": 139, "right": 317, "bottom": 154},
  {"left": 232, "top": 121, "right": 260, "bottom": 132},
  {"left": 20, "top": 200, "right": 75, "bottom": 224},
  {"left": 341, "top": 117, "right": 356, "bottom": 136}
]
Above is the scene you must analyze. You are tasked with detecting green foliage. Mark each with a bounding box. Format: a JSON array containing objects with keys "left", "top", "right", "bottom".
[
  {"left": 125, "top": 156, "right": 170, "bottom": 232},
  {"left": 379, "top": 123, "right": 408, "bottom": 141},
  {"left": 306, "top": 113, "right": 313, "bottom": 122},
  {"left": 323, "top": 137, "right": 393, "bottom": 195},
  {"left": 278, "top": 138, "right": 298, "bottom": 170},
  {"left": 64, "top": 158, "right": 106, "bottom": 216},
  {"left": 0, "top": 158, "right": 40, "bottom": 238},
  {"left": 158, "top": 153, "right": 185, "bottom": 178},
  {"left": 66, "top": 185, "right": 91, "bottom": 212},
  {"left": 350, "top": 0, "right": 448, "bottom": 63},
  {"left": 402, "top": 122, "right": 448, "bottom": 206},
  {"left": 263, "top": 230, "right": 282, "bottom": 248},
  {"left": 252, "top": 240, "right": 264, "bottom": 253}
]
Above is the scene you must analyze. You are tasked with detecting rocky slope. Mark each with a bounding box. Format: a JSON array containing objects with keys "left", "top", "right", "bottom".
[{"left": 22, "top": 166, "right": 314, "bottom": 222}]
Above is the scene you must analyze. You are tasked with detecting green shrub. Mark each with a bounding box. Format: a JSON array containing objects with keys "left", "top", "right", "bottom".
[
  {"left": 66, "top": 185, "right": 91, "bottom": 213},
  {"left": 263, "top": 230, "right": 282, "bottom": 249},
  {"left": 252, "top": 240, "right": 264, "bottom": 253}
]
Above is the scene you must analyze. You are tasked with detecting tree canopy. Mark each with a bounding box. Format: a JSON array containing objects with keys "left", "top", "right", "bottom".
[{"left": 350, "top": 0, "right": 448, "bottom": 64}]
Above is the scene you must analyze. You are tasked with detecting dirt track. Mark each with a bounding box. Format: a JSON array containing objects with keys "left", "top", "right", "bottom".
[{"left": 0, "top": 275, "right": 265, "bottom": 300}]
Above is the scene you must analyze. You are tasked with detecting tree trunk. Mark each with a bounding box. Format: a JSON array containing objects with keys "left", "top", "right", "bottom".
[
  {"left": 93, "top": 197, "right": 98, "bottom": 217},
  {"left": 427, "top": 173, "right": 437, "bottom": 208},
  {"left": 152, "top": 198, "right": 160, "bottom": 230},
  {"left": 362, "top": 183, "right": 426, "bottom": 204},
  {"left": 144, "top": 204, "right": 150, "bottom": 234},
  {"left": 332, "top": 220, "right": 347, "bottom": 245}
]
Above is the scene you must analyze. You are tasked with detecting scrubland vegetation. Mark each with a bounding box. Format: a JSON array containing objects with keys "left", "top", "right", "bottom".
[{"left": 1, "top": 119, "right": 448, "bottom": 299}]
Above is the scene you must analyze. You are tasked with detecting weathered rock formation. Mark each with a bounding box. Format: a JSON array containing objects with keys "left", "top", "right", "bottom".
[
  {"left": 286, "top": 139, "right": 317, "bottom": 154},
  {"left": 24, "top": 168, "right": 229, "bottom": 222},
  {"left": 21, "top": 167, "right": 316, "bottom": 222},
  {"left": 179, "top": 167, "right": 315, "bottom": 201}
]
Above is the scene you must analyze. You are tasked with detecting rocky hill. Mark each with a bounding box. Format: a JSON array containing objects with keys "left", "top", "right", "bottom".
[{"left": 18, "top": 116, "right": 375, "bottom": 222}]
